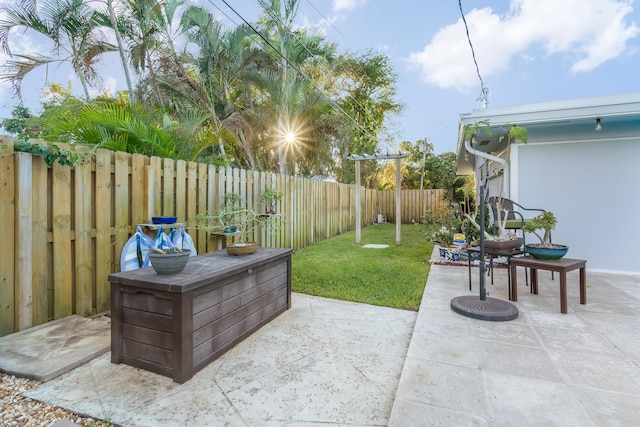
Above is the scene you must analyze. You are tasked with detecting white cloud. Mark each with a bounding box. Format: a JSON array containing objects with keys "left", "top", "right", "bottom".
[
  {"left": 332, "top": 0, "right": 366, "bottom": 13},
  {"left": 408, "top": 0, "right": 639, "bottom": 90},
  {"left": 94, "top": 76, "right": 118, "bottom": 98}
]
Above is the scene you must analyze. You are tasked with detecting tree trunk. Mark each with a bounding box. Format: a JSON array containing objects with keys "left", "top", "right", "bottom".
[{"left": 106, "top": 0, "right": 135, "bottom": 106}]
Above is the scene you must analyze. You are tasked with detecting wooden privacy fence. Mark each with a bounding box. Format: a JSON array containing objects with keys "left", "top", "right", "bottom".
[{"left": 0, "top": 138, "right": 446, "bottom": 336}]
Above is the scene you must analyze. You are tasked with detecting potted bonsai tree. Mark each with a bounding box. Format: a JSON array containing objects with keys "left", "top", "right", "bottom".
[
  {"left": 258, "top": 188, "right": 283, "bottom": 215},
  {"left": 523, "top": 211, "right": 568, "bottom": 260},
  {"left": 197, "top": 192, "right": 282, "bottom": 255},
  {"left": 461, "top": 120, "right": 529, "bottom": 249},
  {"left": 217, "top": 192, "right": 242, "bottom": 233}
]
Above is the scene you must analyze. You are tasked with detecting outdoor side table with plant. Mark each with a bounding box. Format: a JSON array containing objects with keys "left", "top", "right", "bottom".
[
  {"left": 197, "top": 190, "right": 283, "bottom": 255},
  {"left": 523, "top": 211, "right": 568, "bottom": 259}
]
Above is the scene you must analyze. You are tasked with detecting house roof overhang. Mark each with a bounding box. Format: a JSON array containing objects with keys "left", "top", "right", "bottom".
[{"left": 456, "top": 92, "right": 640, "bottom": 175}]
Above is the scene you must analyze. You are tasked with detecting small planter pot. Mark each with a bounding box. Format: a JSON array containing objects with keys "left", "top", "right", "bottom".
[
  {"left": 151, "top": 216, "right": 178, "bottom": 224},
  {"left": 439, "top": 246, "right": 460, "bottom": 262},
  {"left": 148, "top": 249, "right": 191, "bottom": 275},
  {"left": 485, "top": 238, "right": 524, "bottom": 250},
  {"left": 525, "top": 244, "right": 569, "bottom": 260},
  {"left": 226, "top": 242, "right": 258, "bottom": 256}
]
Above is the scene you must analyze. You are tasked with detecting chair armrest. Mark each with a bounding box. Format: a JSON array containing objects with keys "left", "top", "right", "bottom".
[{"left": 510, "top": 200, "right": 545, "bottom": 214}]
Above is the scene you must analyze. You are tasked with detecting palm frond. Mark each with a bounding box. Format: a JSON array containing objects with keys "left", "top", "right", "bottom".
[{"left": 0, "top": 54, "right": 57, "bottom": 99}]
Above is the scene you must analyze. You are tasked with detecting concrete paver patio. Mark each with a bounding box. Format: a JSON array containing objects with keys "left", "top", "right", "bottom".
[
  {"left": 19, "top": 293, "right": 417, "bottom": 426},
  {"left": 2, "top": 258, "right": 639, "bottom": 426},
  {"left": 389, "top": 263, "right": 640, "bottom": 426}
]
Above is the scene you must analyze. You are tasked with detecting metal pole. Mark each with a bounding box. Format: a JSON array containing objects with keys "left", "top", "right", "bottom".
[
  {"left": 420, "top": 138, "right": 427, "bottom": 190},
  {"left": 395, "top": 158, "right": 401, "bottom": 245},
  {"left": 355, "top": 160, "right": 361, "bottom": 245},
  {"left": 479, "top": 159, "right": 488, "bottom": 300}
]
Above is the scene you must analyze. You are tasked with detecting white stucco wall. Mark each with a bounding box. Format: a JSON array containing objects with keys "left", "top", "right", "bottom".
[{"left": 513, "top": 137, "right": 640, "bottom": 273}]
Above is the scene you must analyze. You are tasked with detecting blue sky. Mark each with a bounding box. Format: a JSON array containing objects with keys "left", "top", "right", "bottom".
[{"left": 1, "top": 0, "right": 639, "bottom": 154}]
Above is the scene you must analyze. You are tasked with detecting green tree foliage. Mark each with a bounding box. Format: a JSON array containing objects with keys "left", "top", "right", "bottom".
[
  {"left": 374, "top": 139, "right": 474, "bottom": 209},
  {"left": 251, "top": 0, "right": 339, "bottom": 174},
  {"left": 333, "top": 51, "right": 403, "bottom": 184},
  {"left": 1, "top": 0, "right": 402, "bottom": 177},
  {"left": 39, "top": 94, "right": 233, "bottom": 162},
  {"left": 1, "top": 84, "right": 80, "bottom": 138},
  {"left": 454, "top": 174, "right": 476, "bottom": 215},
  {"left": 37, "top": 83, "right": 85, "bottom": 139},
  {"left": 2, "top": 105, "right": 36, "bottom": 137}
]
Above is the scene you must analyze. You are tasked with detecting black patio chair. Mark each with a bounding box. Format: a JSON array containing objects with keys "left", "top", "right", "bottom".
[{"left": 487, "top": 196, "right": 545, "bottom": 235}]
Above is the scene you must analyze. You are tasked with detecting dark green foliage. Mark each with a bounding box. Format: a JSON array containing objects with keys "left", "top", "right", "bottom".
[
  {"left": 1, "top": 105, "right": 40, "bottom": 138},
  {"left": 333, "top": 51, "right": 403, "bottom": 184},
  {"left": 13, "top": 140, "right": 87, "bottom": 166},
  {"left": 1, "top": 0, "right": 403, "bottom": 175}
]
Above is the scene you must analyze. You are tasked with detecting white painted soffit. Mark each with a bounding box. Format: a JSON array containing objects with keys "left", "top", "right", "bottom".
[
  {"left": 459, "top": 92, "right": 640, "bottom": 127},
  {"left": 455, "top": 92, "right": 640, "bottom": 175}
]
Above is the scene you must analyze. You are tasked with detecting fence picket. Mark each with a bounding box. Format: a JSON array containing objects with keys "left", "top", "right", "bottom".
[
  {"left": 163, "top": 158, "right": 175, "bottom": 216},
  {"left": 149, "top": 157, "right": 162, "bottom": 217},
  {"left": 0, "top": 142, "right": 15, "bottom": 335},
  {"left": 186, "top": 161, "right": 198, "bottom": 236},
  {"left": 196, "top": 163, "right": 208, "bottom": 252},
  {"left": 95, "top": 149, "right": 113, "bottom": 313},
  {"left": 15, "top": 153, "right": 32, "bottom": 330},
  {"left": 131, "top": 154, "right": 147, "bottom": 225},
  {"left": 175, "top": 160, "right": 186, "bottom": 224},
  {"left": 74, "top": 159, "right": 93, "bottom": 316},
  {"left": 52, "top": 161, "right": 73, "bottom": 319},
  {"left": 31, "top": 156, "right": 49, "bottom": 325},
  {"left": 114, "top": 152, "right": 129, "bottom": 273}
]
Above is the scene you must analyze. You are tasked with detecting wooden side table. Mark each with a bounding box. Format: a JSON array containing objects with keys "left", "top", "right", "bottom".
[{"left": 509, "top": 257, "right": 587, "bottom": 314}]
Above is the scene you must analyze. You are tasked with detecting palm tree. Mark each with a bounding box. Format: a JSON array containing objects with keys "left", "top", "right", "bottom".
[
  {"left": 0, "top": 0, "right": 116, "bottom": 100},
  {"left": 116, "top": 0, "right": 183, "bottom": 107},
  {"left": 255, "top": 0, "right": 337, "bottom": 174},
  {"left": 98, "top": 0, "right": 136, "bottom": 105},
  {"left": 40, "top": 97, "right": 218, "bottom": 161},
  {"left": 243, "top": 64, "right": 337, "bottom": 175},
  {"left": 181, "top": 7, "right": 285, "bottom": 170}
]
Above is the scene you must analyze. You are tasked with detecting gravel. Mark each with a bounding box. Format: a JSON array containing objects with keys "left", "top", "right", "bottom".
[{"left": 1, "top": 373, "right": 117, "bottom": 427}]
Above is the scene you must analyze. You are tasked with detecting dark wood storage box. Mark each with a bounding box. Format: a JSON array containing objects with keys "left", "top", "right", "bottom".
[{"left": 108, "top": 247, "right": 292, "bottom": 383}]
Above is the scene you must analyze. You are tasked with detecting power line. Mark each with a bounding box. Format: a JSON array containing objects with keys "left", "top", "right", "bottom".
[
  {"left": 219, "top": 0, "right": 451, "bottom": 144},
  {"left": 254, "top": 0, "right": 371, "bottom": 121},
  {"left": 214, "top": 0, "right": 379, "bottom": 142},
  {"left": 260, "top": 0, "right": 452, "bottom": 138},
  {"left": 305, "top": 0, "right": 452, "bottom": 135},
  {"left": 207, "top": 0, "right": 242, "bottom": 27},
  {"left": 458, "top": 0, "right": 489, "bottom": 107},
  {"left": 303, "top": 0, "right": 350, "bottom": 45}
]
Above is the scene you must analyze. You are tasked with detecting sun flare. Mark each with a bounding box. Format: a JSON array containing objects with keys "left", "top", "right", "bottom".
[{"left": 272, "top": 117, "right": 314, "bottom": 160}]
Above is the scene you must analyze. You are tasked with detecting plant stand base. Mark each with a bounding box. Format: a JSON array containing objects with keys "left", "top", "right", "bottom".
[{"left": 450, "top": 296, "right": 518, "bottom": 321}]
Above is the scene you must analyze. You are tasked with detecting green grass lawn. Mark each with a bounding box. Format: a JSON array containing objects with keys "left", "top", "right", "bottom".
[{"left": 291, "top": 223, "right": 436, "bottom": 311}]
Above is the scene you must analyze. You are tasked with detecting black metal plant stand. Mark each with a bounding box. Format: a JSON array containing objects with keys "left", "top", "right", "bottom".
[{"left": 450, "top": 159, "right": 518, "bottom": 321}]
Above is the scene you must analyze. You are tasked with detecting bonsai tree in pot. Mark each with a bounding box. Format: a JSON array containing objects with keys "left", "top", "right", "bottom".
[
  {"left": 218, "top": 192, "right": 243, "bottom": 232},
  {"left": 522, "top": 211, "right": 568, "bottom": 260},
  {"left": 258, "top": 188, "right": 283, "bottom": 214},
  {"left": 197, "top": 192, "right": 282, "bottom": 255},
  {"left": 462, "top": 120, "right": 529, "bottom": 248},
  {"left": 462, "top": 204, "right": 523, "bottom": 249}
]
